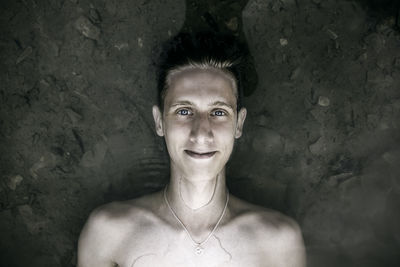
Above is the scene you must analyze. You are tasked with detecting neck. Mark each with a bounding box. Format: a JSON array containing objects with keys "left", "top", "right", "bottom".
[
  {"left": 179, "top": 175, "right": 218, "bottom": 210},
  {"left": 165, "top": 167, "right": 228, "bottom": 228}
]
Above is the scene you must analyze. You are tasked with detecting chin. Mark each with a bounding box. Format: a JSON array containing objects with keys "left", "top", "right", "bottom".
[{"left": 182, "top": 166, "right": 223, "bottom": 180}]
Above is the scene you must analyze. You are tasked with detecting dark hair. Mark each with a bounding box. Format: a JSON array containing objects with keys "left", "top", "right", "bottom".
[{"left": 156, "top": 31, "right": 249, "bottom": 112}]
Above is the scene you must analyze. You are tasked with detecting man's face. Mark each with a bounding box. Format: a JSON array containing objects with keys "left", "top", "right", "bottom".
[{"left": 152, "top": 68, "right": 247, "bottom": 180}]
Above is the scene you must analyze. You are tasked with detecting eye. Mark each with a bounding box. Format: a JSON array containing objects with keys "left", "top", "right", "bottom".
[
  {"left": 177, "top": 109, "right": 192, "bottom": 116},
  {"left": 212, "top": 110, "right": 227, "bottom": 117}
]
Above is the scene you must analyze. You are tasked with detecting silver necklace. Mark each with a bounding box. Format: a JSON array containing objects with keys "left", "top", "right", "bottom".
[
  {"left": 163, "top": 185, "right": 229, "bottom": 255},
  {"left": 179, "top": 176, "right": 218, "bottom": 211}
]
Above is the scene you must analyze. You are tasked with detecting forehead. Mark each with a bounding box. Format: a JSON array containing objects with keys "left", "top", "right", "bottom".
[{"left": 164, "top": 68, "right": 237, "bottom": 106}]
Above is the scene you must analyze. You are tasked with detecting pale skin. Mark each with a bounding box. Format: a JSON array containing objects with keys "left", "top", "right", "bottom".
[{"left": 77, "top": 68, "right": 306, "bottom": 267}]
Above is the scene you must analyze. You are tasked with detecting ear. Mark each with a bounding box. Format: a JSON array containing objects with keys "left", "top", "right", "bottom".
[
  {"left": 152, "top": 105, "right": 164, "bottom": 137},
  {"left": 235, "top": 107, "right": 247, "bottom": 139}
]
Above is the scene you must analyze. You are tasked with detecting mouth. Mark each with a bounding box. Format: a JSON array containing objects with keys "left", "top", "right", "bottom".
[{"left": 184, "top": 150, "right": 216, "bottom": 159}]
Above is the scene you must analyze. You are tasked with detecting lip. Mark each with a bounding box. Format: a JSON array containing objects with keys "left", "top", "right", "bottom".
[{"left": 184, "top": 150, "right": 216, "bottom": 159}]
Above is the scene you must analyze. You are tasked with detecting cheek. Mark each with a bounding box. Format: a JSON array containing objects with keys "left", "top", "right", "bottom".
[
  {"left": 164, "top": 122, "right": 191, "bottom": 148},
  {"left": 165, "top": 122, "right": 191, "bottom": 136},
  {"left": 212, "top": 122, "right": 236, "bottom": 138},
  {"left": 213, "top": 126, "right": 236, "bottom": 153}
]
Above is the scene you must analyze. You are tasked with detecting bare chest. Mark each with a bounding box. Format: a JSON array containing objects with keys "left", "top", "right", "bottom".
[{"left": 114, "top": 225, "right": 268, "bottom": 267}]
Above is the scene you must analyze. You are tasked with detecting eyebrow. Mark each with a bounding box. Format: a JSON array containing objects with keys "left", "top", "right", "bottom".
[
  {"left": 209, "top": 101, "right": 234, "bottom": 110},
  {"left": 170, "top": 100, "right": 234, "bottom": 110},
  {"left": 170, "top": 100, "right": 194, "bottom": 107}
]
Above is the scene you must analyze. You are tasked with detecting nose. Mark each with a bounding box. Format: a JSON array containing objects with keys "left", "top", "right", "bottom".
[{"left": 189, "top": 114, "right": 214, "bottom": 144}]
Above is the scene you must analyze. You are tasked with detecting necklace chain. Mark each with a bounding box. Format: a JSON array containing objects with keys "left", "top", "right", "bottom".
[
  {"left": 163, "top": 185, "right": 229, "bottom": 254},
  {"left": 179, "top": 176, "right": 218, "bottom": 211}
]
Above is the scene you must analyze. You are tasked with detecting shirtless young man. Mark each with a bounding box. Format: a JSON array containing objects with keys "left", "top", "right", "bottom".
[{"left": 77, "top": 32, "right": 306, "bottom": 267}]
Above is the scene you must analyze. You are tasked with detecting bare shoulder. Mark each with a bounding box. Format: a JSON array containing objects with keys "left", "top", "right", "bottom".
[
  {"left": 77, "top": 192, "right": 163, "bottom": 267},
  {"left": 82, "top": 192, "right": 160, "bottom": 231},
  {"left": 229, "top": 195, "right": 306, "bottom": 267},
  {"left": 230, "top": 195, "right": 299, "bottom": 230}
]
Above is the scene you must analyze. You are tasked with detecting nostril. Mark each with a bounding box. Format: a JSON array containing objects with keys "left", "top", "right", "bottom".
[
  {"left": 189, "top": 134, "right": 213, "bottom": 144},
  {"left": 189, "top": 117, "right": 213, "bottom": 144},
  {"left": 189, "top": 128, "right": 213, "bottom": 144}
]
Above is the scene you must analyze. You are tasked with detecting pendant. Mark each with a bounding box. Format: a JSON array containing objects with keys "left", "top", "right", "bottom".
[{"left": 195, "top": 245, "right": 204, "bottom": 255}]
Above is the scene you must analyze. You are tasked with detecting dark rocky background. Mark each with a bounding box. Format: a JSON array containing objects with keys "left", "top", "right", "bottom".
[{"left": 0, "top": 0, "right": 399, "bottom": 266}]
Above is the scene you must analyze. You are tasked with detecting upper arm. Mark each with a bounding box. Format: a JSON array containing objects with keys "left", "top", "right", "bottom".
[
  {"left": 269, "top": 218, "right": 306, "bottom": 267},
  {"left": 279, "top": 220, "right": 306, "bottom": 267},
  {"left": 77, "top": 207, "right": 117, "bottom": 267},
  {"left": 257, "top": 213, "right": 306, "bottom": 267}
]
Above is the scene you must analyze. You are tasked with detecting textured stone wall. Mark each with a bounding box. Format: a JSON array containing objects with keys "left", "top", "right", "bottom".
[
  {"left": 1, "top": 0, "right": 399, "bottom": 266},
  {"left": 231, "top": 0, "right": 400, "bottom": 266},
  {"left": 0, "top": 0, "right": 185, "bottom": 266}
]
